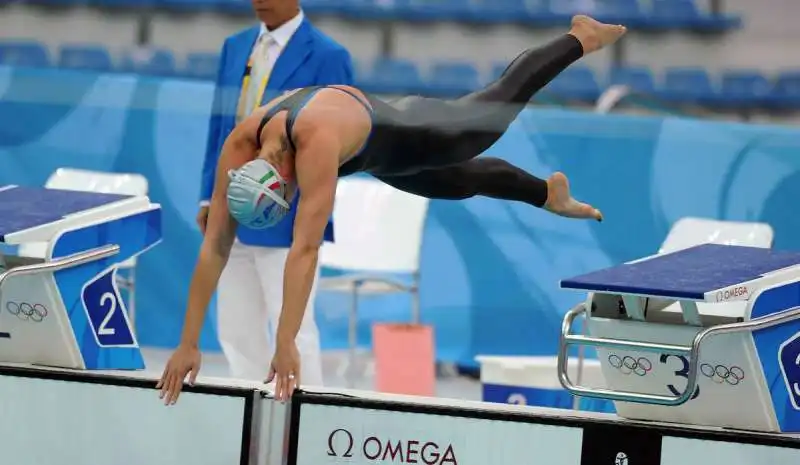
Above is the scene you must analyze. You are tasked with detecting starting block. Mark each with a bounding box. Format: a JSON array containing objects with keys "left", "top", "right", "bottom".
[
  {"left": 0, "top": 185, "right": 161, "bottom": 370},
  {"left": 558, "top": 243, "right": 800, "bottom": 433}
]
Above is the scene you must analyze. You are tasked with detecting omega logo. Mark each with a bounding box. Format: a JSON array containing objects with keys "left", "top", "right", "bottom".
[
  {"left": 715, "top": 286, "right": 748, "bottom": 302},
  {"left": 327, "top": 428, "right": 458, "bottom": 465}
]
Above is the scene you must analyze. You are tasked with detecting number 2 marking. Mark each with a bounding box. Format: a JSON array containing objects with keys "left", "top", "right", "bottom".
[
  {"left": 97, "top": 292, "right": 117, "bottom": 336},
  {"left": 660, "top": 354, "right": 700, "bottom": 399}
]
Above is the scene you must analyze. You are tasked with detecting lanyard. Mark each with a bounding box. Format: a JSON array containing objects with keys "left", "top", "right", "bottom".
[{"left": 240, "top": 39, "right": 282, "bottom": 115}]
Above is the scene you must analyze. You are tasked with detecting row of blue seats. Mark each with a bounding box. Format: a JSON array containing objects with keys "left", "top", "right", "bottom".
[
  {"left": 299, "top": 0, "right": 741, "bottom": 30},
  {"left": 5, "top": 0, "right": 741, "bottom": 31},
  {"left": 2, "top": 41, "right": 798, "bottom": 109},
  {"left": 366, "top": 59, "right": 800, "bottom": 109},
  {"left": 546, "top": 66, "right": 800, "bottom": 109},
  {"left": 0, "top": 42, "right": 220, "bottom": 79}
]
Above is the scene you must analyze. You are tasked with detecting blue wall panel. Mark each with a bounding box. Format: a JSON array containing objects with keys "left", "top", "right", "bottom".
[{"left": 2, "top": 66, "right": 799, "bottom": 367}]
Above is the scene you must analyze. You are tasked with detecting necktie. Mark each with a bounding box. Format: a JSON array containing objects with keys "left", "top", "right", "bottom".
[{"left": 238, "top": 35, "right": 274, "bottom": 122}]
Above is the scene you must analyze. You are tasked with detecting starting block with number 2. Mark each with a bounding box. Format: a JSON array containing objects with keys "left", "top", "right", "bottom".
[
  {"left": 558, "top": 243, "right": 800, "bottom": 433},
  {"left": 0, "top": 185, "right": 161, "bottom": 370}
]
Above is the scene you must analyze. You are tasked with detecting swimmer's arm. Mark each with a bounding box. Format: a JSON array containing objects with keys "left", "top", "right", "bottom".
[
  {"left": 179, "top": 123, "right": 257, "bottom": 347},
  {"left": 275, "top": 125, "right": 340, "bottom": 346}
]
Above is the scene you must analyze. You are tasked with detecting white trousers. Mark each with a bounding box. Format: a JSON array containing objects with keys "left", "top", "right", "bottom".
[{"left": 217, "top": 240, "right": 323, "bottom": 385}]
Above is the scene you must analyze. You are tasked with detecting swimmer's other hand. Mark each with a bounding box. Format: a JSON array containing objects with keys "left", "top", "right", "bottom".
[
  {"left": 544, "top": 172, "right": 603, "bottom": 222},
  {"left": 157, "top": 344, "right": 202, "bottom": 405},
  {"left": 196, "top": 206, "right": 210, "bottom": 235}
]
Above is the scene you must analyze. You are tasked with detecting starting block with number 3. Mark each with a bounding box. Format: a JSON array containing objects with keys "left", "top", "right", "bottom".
[
  {"left": 0, "top": 185, "right": 161, "bottom": 370},
  {"left": 558, "top": 243, "right": 800, "bottom": 433}
]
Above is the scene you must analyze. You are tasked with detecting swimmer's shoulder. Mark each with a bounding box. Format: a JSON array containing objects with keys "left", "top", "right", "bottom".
[{"left": 258, "top": 88, "right": 308, "bottom": 115}]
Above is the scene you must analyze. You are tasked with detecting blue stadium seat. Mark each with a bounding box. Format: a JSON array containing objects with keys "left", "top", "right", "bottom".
[
  {"left": 365, "top": 58, "right": 425, "bottom": 95},
  {"left": 548, "top": 0, "right": 644, "bottom": 23},
  {"left": 608, "top": 66, "right": 656, "bottom": 94},
  {"left": 718, "top": 70, "right": 770, "bottom": 107},
  {"left": 394, "top": 0, "right": 472, "bottom": 22},
  {"left": 472, "top": 0, "right": 535, "bottom": 23},
  {"left": 214, "top": 0, "right": 251, "bottom": 14},
  {"left": 650, "top": 0, "right": 740, "bottom": 30},
  {"left": 345, "top": 0, "right": 403, "bottom": 20},
  {"left": 427, "top": 61, "right": 480, "bottom": 97},
  {"left": 650, "top": 0, "right": 701, "bottom": 27},
  {"left": 159, "top": 0, "right": 218, "bottom": 10},
  {"left": 119, "top": 49, "right": 176, "bottom": 77},
  {"left": 767, "top": 72, "right": 800, "bottom": 110},
  {"left": 546, "top": 66, "right": 600, "bottom": 101},
  {"left": 88, "top": 0, "right": 155, "bottom": 7},
  {"left": 30, "top": 0, "right": 89, "bottom": 6},
  {"left": 661, "top": 67, "right": 715, "bottom": 103},
  {"left": 0, "top": 40, "right": 49, "bottom": 68},
  {"left": 183, "top": 52, "right": 219, "bottom": 80},
  {"left": 303, "top": 0, "right": 358, "bottom": 15},
  {"left": 58, "top": 45, "right": 113, "bottom": 72}
]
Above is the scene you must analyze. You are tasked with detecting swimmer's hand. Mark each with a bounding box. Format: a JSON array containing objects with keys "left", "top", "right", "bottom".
[
  {"left": 157, "top": 344, "right": 202, "bottom": 405},
  {"left": 266, "top": 340, "right": 300, "bottom": 402},
  {"left": 196, "top": 206, "right": 210, "bottom": 235},
  {"left": 543, "top": 172, "right": 603, "bottom": 222}
]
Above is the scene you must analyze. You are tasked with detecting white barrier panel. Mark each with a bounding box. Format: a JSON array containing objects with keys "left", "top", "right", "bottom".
[
  {"left": 661, "top": 437, "right": 800, "bottom": 465},
  {"left": 289, "top": 390, "right": 800, "bottom": 465},
  {"left": 3, "top": 363, "right": 799, "bottom": 465},
  {"left": 0, "top": 365, "right": 265, "bottom": 465},
  {"left": 297, "top": 403, "right": 583, "bottom": 465}
]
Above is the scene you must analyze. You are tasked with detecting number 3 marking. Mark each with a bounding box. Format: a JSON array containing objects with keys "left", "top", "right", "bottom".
[
  {"left": 660, "top": 354, "right": 700, "bottom": 399},
  {"left": 97, "top": 292, "right": 117, "bottom": 336}
]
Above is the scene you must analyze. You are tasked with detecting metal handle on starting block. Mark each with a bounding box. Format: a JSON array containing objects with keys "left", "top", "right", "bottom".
[
  {"left": 558, "top": 302, "right": 800, "bottom": 406},
  {"left": 0, "top": 244, "right": 121, "bottom": 292}
]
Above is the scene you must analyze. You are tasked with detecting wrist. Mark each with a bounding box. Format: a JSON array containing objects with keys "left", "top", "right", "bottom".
[
  {"left": 179, "top": 338, "right": 199, "bottom": 349},
  {"left": 276, "top": 328, "right": 294, "bottom": 347}
]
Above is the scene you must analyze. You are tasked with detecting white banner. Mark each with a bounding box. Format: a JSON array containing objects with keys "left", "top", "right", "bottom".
[
  {"left": 296, "top": 403, "right": 584, "bottom": 465},
  {"left": 0, "top": 373, "right": 247, "bottom": 465}
]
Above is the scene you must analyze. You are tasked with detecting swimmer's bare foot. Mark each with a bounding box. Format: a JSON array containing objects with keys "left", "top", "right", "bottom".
[
  {"left": 543, "top": 172, "right": 603, "bottom": 222},
  {"left": 569, "top": 15, "right": 627, "bottom": 55}
]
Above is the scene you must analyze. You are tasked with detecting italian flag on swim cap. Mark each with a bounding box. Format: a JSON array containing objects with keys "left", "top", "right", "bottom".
[{"left": 259, "top": 169, "right": 282, "bottom": 192}]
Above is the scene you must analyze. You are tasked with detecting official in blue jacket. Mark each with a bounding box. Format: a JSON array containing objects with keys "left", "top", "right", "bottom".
[{"left": 196, "top": 1, "right": 353, "bottom": 387}]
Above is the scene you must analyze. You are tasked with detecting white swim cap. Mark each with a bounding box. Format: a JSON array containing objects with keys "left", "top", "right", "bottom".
[{"left": 227, "top": 159, "right": 291, "bottom": 229}]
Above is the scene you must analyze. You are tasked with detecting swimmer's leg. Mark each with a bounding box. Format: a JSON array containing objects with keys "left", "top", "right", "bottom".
[
  {"left": 377, "top": 158, "right": 549, "bottom": 207},
  {"left": 377, "top": 158, "right": 603, "bottom": 220},
  {"left": 414, "top": 16, "right": 626, "bottom": 166},
  {"left": 462, "top": 16, "right": 626, "bottom": 107}
]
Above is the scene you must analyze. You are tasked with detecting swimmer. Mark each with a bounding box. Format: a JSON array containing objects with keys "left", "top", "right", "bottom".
[{"left": 158, "top": 15, "right": 626, "bottom": 404}]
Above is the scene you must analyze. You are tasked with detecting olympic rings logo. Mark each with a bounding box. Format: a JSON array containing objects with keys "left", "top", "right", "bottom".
[
  {"left": 5, "top": 301, "right": 48, "bottom": 323},
  {"left": 608, "top": 354, "right": 652, "bottom": 376},
  {"left": 700, "top": 363, "right": 745, "bottom": 386}
]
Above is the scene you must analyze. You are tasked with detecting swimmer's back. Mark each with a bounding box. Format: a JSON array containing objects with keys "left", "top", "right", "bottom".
[
  {"left": 255, "top": 85, "right": 439, "bottom": 177},
  {"left": 255, "top": 86, "right": 371, "bottom": 167}
]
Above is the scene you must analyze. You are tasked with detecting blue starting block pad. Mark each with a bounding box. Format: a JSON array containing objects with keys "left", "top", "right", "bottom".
[
  {"left": 561, "top": 243, "right": 800, "bottom": 301},
  {"left": 0, "top": 186, "right": 129, "bottom": 243},
  {"left": 0, "top": 184, "right": 162, "bottom": 371}
]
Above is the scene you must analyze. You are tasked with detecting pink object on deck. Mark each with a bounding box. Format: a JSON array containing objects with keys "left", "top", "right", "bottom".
[{"left": 372, "top": 323, "right": 435, "bottom": 397}]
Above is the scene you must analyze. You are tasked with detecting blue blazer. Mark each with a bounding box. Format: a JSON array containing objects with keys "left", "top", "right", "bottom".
[{"left": 200, "top": 18, "right": 354, "bottom": 248}]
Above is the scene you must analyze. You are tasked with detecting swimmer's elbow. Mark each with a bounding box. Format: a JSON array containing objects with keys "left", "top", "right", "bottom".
[{"left": 199, "top": 237, "right": 231, "bottom": 269}]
